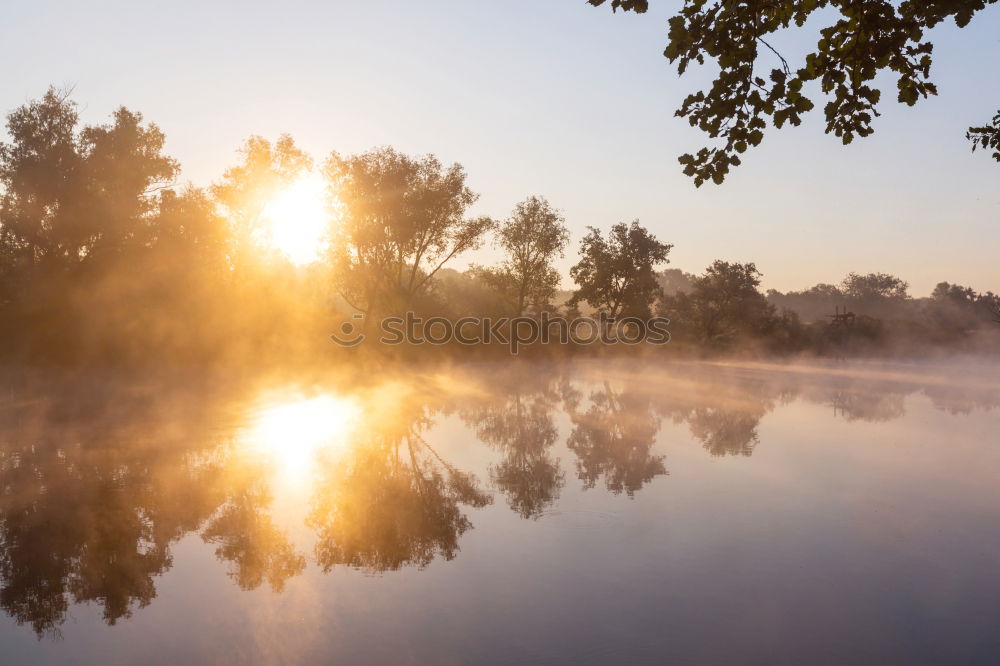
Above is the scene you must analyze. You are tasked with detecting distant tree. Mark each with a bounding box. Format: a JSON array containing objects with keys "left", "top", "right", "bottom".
[
  {"left": 588, "top": 0, "right": 999, "bottom": 185},
  {"left": 658, "top": 267, "right": 697, "bottom": 296},
  {"left": 473, "top": 196, "right": 570, "bottom": 316},
  {"left": 424, "top": 268, "right": 509, "bottom": 318},
  {"left": 663, "top": 260, "right": 775, "bottom": 344},
  {"left": 767, "top": 282, "right": 846, "bottom": 323},
  {"left": 928, "top": 281, "right": 1000, "bottom": 331},
  {"left": 931, "top": 281, "right": 977, "bottom": 305},
  {"left": 569, "top": 220, "right": 672, "bottom": 319},
  {"left": 841, "top": 272, "right": 909, "bottom": 301},
  {"left": 211, "top": 134, "right": 311, "bottom": 272},
  {"left": 323, "top": 147, "right": 493, "bottom": 317}
]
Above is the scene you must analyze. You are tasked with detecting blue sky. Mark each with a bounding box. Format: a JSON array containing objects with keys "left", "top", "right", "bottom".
[{"left": 3, "top": 0, "right": 998, "bottom": 294}]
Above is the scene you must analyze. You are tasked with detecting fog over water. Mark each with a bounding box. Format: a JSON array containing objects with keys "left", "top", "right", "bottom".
[{"left": 1, "top": 358, "right": 998, "bottom": 664}]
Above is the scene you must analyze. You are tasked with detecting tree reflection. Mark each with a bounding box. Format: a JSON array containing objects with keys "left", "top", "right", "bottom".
[
  {"left": 565, "top": 381, "right": 666, "bottom": 496},
  {"left": 0, "top": 407, "right": 226, "bottom": 636},
  {"left": 686, "top": 408, "right": 762, "bottom": 457},
  {"left": 201, "top": 480, "right": 305, "bottom": 592},
  {"left": 2, "top": 363, "right": 998, "bottom": 639},
  {"left": 308, "top": 402, "right": 491, "bottom": 573},
  {"left": 829, "top": 389, "right": 906, "bottom": 422},
  {"left": 461, "top": 373, "right": 564, "bottom": 519},
  {"left": 0, "top": 379, "right": 295, "bottom": 636}
]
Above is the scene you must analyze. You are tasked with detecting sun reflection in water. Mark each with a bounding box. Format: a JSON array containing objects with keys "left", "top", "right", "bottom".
[{"left": 245, "top": 395, "right": 360, "bottom": 480}]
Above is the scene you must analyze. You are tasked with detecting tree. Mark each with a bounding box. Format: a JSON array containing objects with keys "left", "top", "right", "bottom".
[
  {"left": 841, "top": 272, "right": 909, "bottom": 301},
  {"left": 588, "top": 0, "right": 999, "bottom": 185},
  {"left": 211, "top": 134, "right": 311, "bottom": 272},
  {"left": 767, "top": 282, "right": 845, "bottom": 323},
  {"left": 663, "top": 260, "right": 776, "bottom": 344},
  {"left": 473, "top": 195, "right": 570, "bottom": 316},
  {"left": 323, "top": 147, "right": 493, "bottom": 317},
  {"left": 151, "top": 186, "right": 229, "bottom": 270},
  {"left": 77, "top": 107, "right": 179, "bottom": 259},
  {"left": 569, "top": 220, "right": 672, "bottom": 318},
  {"left": 657, "top": 267, "right": 696, "bottom": 296},
  {"left": 0, "top": 87, "right": 84, "bottom": 275},
  {"left": 0, "top": 88, "right": 178, "bottom": 272},
  {"left": 928, "top": 281, "right": 1000, "bottom": 330}
]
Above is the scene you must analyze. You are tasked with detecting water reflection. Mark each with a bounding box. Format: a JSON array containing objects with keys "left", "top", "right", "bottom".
[
  {"left": 564, "top": 381, "right": 666, "bottom": 496},
  {"left": 0, "top": 380, "right": 232, "bottom": 636},
  {"left": 1, "top": 360, "right": 998, "bottom": 639},
  {"left": 201, "top": 479, "right": 305, "bottom": 592},
  {"left": 461, "top": 372, "right": 564, "bottom": 519},
  {"left": 243, "top": 394, "right": 360, "bottom": 479},
  {"left": 309, "top": 390, "right": 491, "bottom": 573}
]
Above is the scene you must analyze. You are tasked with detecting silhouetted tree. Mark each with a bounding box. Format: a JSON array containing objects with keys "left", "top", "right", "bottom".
[
  {"left": 663, "top": 261, "right": 776, "bottom": 345},
  {"left": 588, "top": 0, "right": 998, "bottom": 184},
  {"left": 473, "top": 195, "right": 570, "bottom": 316},
  {"left": 840, "top": 272, "right": 910, "bottom": 318},
  {"left": 0, "top": 88, "right": 178, "bottom": 275},
  {"left": 569, "top": 220, "right": 672, "bottom": 319},
  {"left": 324, "top": 147, "right": 493, "bottom": 318},
  {"left": 841, "top": 272, "right": 909, "bottom": 301}
]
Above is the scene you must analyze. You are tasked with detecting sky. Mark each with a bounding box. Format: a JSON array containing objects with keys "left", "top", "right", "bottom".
[{"left": 2, "top": 0, "right": 998, "bottom": 295}]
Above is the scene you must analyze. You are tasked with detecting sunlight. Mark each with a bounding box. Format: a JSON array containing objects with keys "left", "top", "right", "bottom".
[
  {"left": 262, "top": 172, "right": 329, "bottom": 265},
  {"left": 245, "top": 394, "right": 360, "bottom": 478}
]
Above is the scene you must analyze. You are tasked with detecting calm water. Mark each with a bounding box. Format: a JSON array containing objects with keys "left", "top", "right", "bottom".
[{"left": 1, "top": 359, "right": 999, "bottom": 665}]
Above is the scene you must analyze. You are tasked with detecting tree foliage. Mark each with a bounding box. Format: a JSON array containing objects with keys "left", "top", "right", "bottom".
[
  {"left": 588, "top": 0, "right": 999, "bottom": 185},
  {"left": 967, "top": 110, "right": 1000, "bottom": 162},
  {"left": 0, "top": 87, "right": 179, "bottom": 273},
  {"left": 323, "top": 147, "right": 493, "bottom": 316},
  {"left": 474, "top": 195, "right": 570, "bottom": 315},
  {"left": 841, "top": 271, "right": 909, "bottom": 301},
  {"left": 569, "top": 220, "right": 672, "bottom": 318},
  {"left": 663, "top": 260, "right": 777, "bottom": 344}
]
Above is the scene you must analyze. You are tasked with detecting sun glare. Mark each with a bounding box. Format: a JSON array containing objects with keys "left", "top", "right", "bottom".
[
  {"left": 262, "top": 172, "right": 329, "bottom": 265},
  {"left": 245, "top": 394, "right": 360, "bottom": 478}
]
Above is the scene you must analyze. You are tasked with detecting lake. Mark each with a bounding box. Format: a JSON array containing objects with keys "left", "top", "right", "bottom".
[{"left": 1, "top": 358, "right": 998, "bottom": 665}]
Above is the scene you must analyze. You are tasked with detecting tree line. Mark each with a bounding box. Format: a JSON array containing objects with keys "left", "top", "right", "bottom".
[{"left": 1, "top": 88, "right": 996, "bottom": 366}]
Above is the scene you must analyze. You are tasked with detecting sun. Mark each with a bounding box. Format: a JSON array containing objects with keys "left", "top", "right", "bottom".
[{"left": 262, "top": 171, "right": 329, "bottom": 265}]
